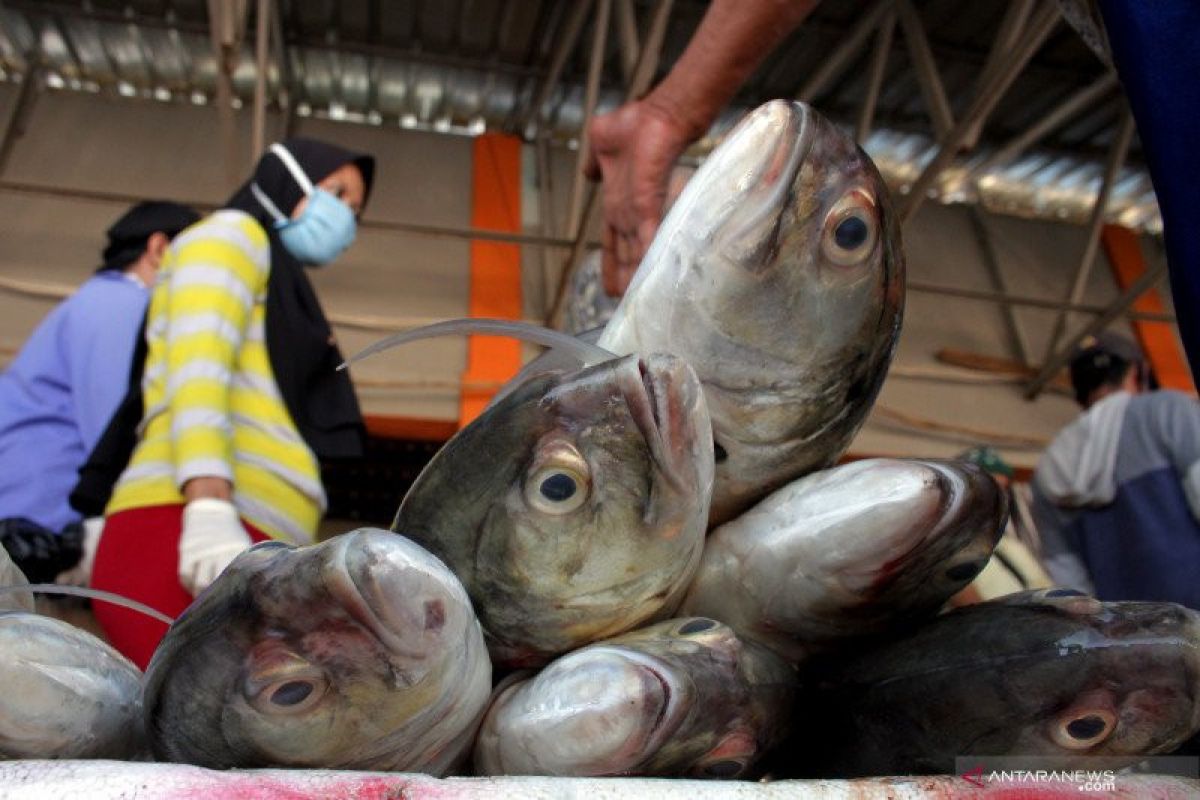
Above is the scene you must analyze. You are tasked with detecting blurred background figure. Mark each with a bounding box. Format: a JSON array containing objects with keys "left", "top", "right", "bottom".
[
  {"left": 1033, "top": 333, "right": 1200, "bottom": 610},
  {"left": 0, "top": 201, "right": 199, "bottom": 584},
  {"left": 949, "top": 446, "right": 1052, "bottom": 606},
  {"left": 91, "top": 138, "right": 374, "bottom": 668}
]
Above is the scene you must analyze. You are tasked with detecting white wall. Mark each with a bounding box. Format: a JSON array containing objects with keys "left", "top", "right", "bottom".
[{"left": 0, "top": 87, "right": 1181, "bottom": 469}]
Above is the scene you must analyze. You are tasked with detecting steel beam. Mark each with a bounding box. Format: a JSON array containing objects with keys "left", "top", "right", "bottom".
[
  {"left": 1036, "top": 110, "right": 1137, "bottom": 368},
  {"left": 1025, "top": 260, "right": 1169, "bottom": 399},
  {"left": 546, "top": 0, "right": 673, "bottom": 328},
  {"left": 856, "top": 9, "right": 895, "bottom": 143},
  {"left": 627, "top": 0, "right": 674, "bottom": 95},
  {"left": 614, "top": 0, "right": 640, "bottom": 87},
  {"left": 535, "top": 135, "right": 559, "bottom": 317},
  {"left": 207, "top": 0, "right": 248, "bottom": 190},
  {"left": 270, "top": 0, "right": 297, "bottom": 138},
  {"left": 899, "top": 3, "right": 1060, "bottom": 225},
  {"left": 972, "top": 73, "right": 1119, "bottom": 176},
  {"left": 0, "top": 54, "right": 42, "bottom": 177},
  {"left": 797, "top": 0, "right": 891, "bottom": 104},
  {"left": 962, "top": 0, "right": 1035, "bottom": 148},
  {"left": 251, "top": 0, "right": 272, "bottom": 158},
  {"left": 894, "top": 0, "right": 953, "bottom": 139},
  {"left": 520, "top": 0, "right": 594, "bottom": 138},
  {"left": 566, "top": 0, "right": 612, "bottom": 237},
  {"left": 906, "top": 280, "right": 1174, "bottom": 324},
  {"left": 966, "top": 207, "right": 1032, "bottom": 365}
]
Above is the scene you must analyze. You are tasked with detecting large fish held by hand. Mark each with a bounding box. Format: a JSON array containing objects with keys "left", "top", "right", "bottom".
[
  {"left": 791, "top": 589, "right": 1200, "bottom": 776},
  {"left": 599, "top": 99, "right": 904, "bottom": 524},
  {"left": 681, "top": 459, "right": 1006, "bottom": 662},
  {"left": 394, "top": 353, "right": 714, "bottom": 668},
  {"left": 473, "top": 617, "right": 796, "bottom": 778},
  {"left": 143, "top": 529, "right": 491, "bottom": 774}
]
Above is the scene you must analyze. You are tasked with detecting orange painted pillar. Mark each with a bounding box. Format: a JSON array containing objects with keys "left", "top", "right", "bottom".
[
  {"left": 459, "top": 134, "right": 524, "bottom": 426},
  {"left": 1101, "top": 225, "right": 1195, "bottom": 393}
]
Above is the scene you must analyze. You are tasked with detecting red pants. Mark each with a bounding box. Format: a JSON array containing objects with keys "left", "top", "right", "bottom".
[{"left": 91, "top": 504, "right": 268, "bottom": 670}]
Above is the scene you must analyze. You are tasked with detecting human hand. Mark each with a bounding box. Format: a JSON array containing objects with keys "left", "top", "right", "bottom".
[
  {"left": 586, "top": 99, "right": 698, "bottom": 296},
  {"left": 55, "top": 516, "right": 104, "bottom": 587},
  {"left": 178, "top": 498, "right": 252, "bottom": 596}
]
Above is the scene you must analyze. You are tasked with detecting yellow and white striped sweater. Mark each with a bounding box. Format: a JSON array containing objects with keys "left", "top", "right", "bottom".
[{"left": 107, "top": 210, "right": 325, "bottom": 543}]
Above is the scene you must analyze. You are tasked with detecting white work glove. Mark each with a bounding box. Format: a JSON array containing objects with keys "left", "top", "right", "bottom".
[
  {"left": 178, "top": 498, "right": 253, "bottom": 597},
  {"left": 56, "top": 516, "right": 104, "bottom": 587}
]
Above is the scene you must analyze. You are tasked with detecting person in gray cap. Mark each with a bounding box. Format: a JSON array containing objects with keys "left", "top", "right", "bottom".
[
  {"left": 1032, "top": 331, "right": 1200, "bottom": 610},
  {"left": 0, "top": 200, "right": 200, "bottom": 584}
]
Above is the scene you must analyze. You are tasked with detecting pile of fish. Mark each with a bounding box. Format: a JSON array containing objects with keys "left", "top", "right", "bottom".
[{"left": 3, "top": 100, "right": 1198, "bottom": 798}]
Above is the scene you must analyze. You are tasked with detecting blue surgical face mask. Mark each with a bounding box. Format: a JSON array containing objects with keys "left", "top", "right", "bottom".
[{"left": 250, "top": 143, "right": 357, "bottom": 267}]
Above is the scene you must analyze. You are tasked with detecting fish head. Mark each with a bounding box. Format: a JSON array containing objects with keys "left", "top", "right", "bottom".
[
  {"left": 397, "top": 353, "right": 713, "bottom": 666},
  {"left": 996, "top": 590, "right": 1200, "bottom": 760},
  {"left": 144, "top": 529, "right": 491, "bottom": 772},
  {"left": 820, "top": 460, "right": 1005, "bottom": 624},
  {"left": 691, "top": 459, "right": 1004, "bottom": 651},
  {"left": 0, "top": 611, "right": 144, "bottom": 759},
  {"left": 603, "top": 100, "right": 904, "bottom": 523},
  {"left": 474, "top": 617, "right": 795, "bottom": 778}
]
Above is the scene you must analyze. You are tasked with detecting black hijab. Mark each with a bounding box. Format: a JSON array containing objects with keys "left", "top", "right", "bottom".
[
  {"left": 226, "top": 138, "right": 376, "bottom": 460},
  {"left": 70, "top": 139, "right": 375, "bottom": 517}
]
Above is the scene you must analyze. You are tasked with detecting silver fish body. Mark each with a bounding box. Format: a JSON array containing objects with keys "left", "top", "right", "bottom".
[
  {"left": 0, "top": 612, "right": 143, "bottom": 760},
  {"left": 680, "top": 459, "right": 1005, "bottom": 662},
  {"left": 793, "top": 589, "right": 1200, "bottom": 776},
  {"left": 395, "top": 353, "right": 714, "bottom": 668},
  {"left": 143, "top": 529, "right": 491, "bottom": 774},
  {"left": 598, "top": 100, "right": 904, "bottom": 524},
  {"left": 473, "top": 617, "right": 796, "bottom": 778}
]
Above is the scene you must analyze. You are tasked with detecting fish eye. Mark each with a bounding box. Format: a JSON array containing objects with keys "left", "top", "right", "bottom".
[
  {"left": 250, "top": 676, "right": 328, "bottom": 715},
  {"left": 821, "top": 190, "right": 878, "bottom": 267},
  {"left": 271, "top": 681, "right": 314, "bottom": 706},
  {"left": 702, "top": 760, "right": 745, "bottom": 778},
  {"left": 945, "top": 561, "right": 984, "bottom": 582},
  {"left": 524, "top": 446, "right": 591, "bottom": 515},
  {"left": 679, "top": 618, "right": 718, "bottom": 635},
  {"left": 1051, "top": 710, "right": 1116, "bottom": 749},
  {"left": 540, "top": 473, "right": 578, "bottom": 502},
  {"left": 834, "top": 215, "right": 869, "bottom": 249}
]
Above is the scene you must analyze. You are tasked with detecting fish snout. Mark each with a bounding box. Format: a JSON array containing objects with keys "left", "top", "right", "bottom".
[
  {"left": 502, "top": 648, "right": 682, "bottom": 775},
  {"left": 617, "top": 353, "right": 712, "bottom": 498},
  {"left": 326, "top": 529, "right": 464, "bottom": 665}
]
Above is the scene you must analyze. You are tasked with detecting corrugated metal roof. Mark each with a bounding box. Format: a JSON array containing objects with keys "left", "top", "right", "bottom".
[{"left": 0, "top": 0, "right": 1160, "bottom": 232}]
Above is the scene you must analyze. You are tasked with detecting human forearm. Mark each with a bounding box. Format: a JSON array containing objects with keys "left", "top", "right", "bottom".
[
  {"left": 183, "top": 476, "right": 233, "bottom": 502},
  {"left": 646, "top": 0, "right": 820, "bottom": 139}
]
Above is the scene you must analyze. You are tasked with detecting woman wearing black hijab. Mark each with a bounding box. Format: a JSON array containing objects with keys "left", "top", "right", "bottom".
[{"left": 91, "top": 138, "right": 375, "bottom": 667}]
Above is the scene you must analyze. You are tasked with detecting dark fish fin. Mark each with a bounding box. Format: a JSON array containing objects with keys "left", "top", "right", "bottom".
[{"left": 339, "top": 318, "right": 618, "bottom": 370}]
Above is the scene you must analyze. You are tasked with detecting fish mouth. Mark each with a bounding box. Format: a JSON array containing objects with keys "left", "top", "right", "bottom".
[
  {"left": 567, "top": 647, "right": 686, "bottom": 769},
  {"left": 324, "top": 531, "right": 442, "bottom": 662},
  {"left": 616, "top": 354, "right": 707, "bottom": 495},
  {"left": 825, "top": 461, "right": 956, "bottom": 589}
]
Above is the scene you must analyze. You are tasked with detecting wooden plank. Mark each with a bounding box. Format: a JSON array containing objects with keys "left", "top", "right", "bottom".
[
  {"left": 935, "top": 348, "right": 1073, "bottom": 393},
  {"left": 1101, "top": 225, "right": 1195, "bottom": 393}
]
